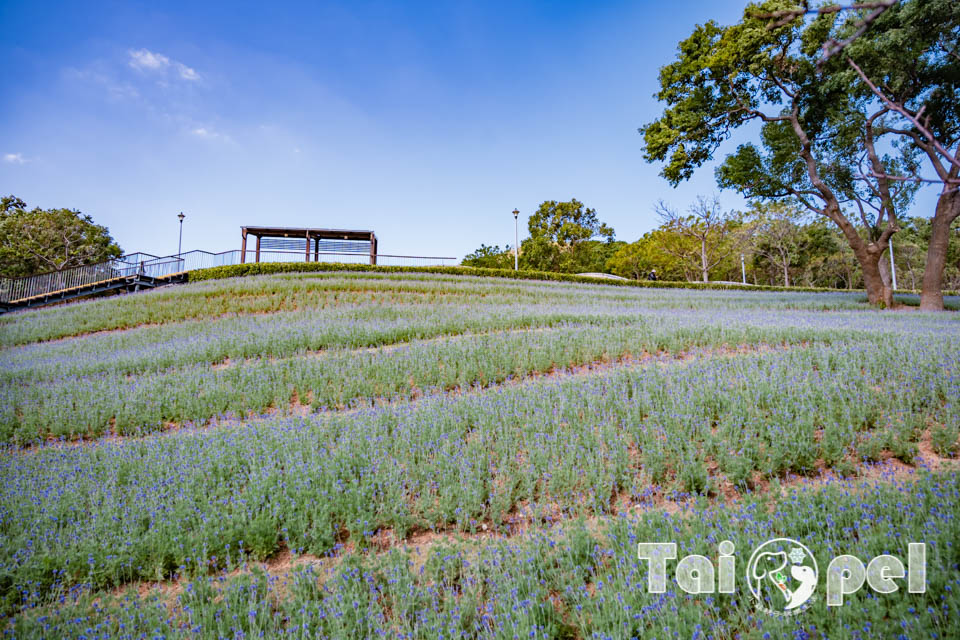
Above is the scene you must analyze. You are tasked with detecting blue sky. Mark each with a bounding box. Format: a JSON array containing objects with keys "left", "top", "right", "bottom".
[{"left": 0, "top": 1, "right": 940, "bottom": 260}]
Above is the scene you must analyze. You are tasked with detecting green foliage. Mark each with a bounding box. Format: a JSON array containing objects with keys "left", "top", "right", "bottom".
[
  {"left": 520, "top": 199, "right": 617, "bottom": 273},
  {"left": 3, "top": 271, "right": 959, "bottom": 637},
  {"left": 186, "top": 260, "right": 855, "bottom": 292},
  {"left": 637, "top": 1, "right": 943, "bottom": 304},
  {"left": 890, "top": 217, "right": 960, "bottom": 291},
  {"left": 744, "top": 201, "right": 807, "bottom": 287},
  {"left": 0, "top": 195, "right": 122, "bottom": 278},
  {"left": 840, "top": 0, "right": 960, "bottom": 151},
  {"left": 639, "top": 3, "right": 808, "bottom": 186},
  {"left": 606, "top": 230, "right": 692, "bottom": 281},
  {"left": 461, "top": 243, "right": 514, "bottom": 269},
  {"left": 526, "top": 198, "right": 614, "bottom": 247},
  {"left": 931, "top": 422, "right": 959, "bottom": 458},
  {"left": 656, "top": 196, "right": 745, "bottom": 282},
  {"left": 1, "top": 312, "right": 850, "bottom": 442},
  {"left": 8, "top": 470, "right": 960, "bottom": 639}
]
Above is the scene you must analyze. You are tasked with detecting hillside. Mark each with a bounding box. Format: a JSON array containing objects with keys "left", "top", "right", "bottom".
[{"left": 2, "top": 271, "right": 959, "bottom": 638}]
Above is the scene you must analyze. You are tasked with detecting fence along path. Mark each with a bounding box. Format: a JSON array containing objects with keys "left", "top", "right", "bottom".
[{"left": 0, "top": 249, "right": 457, "bottom": 312}]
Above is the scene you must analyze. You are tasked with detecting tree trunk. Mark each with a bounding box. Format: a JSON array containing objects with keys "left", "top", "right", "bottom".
[
  {"left": 829, "top": 208, "right": 892, "bottom": 307},
  {"left": 920, "top": 190, "right": 960, "bottom": 311},
  {"left": 860, "top": 252, "right": 891, "bottom": 307},
  {"left": 878, "top": 249, "right": 892, "bottom": 289},
  {"left": 701, "top": 239, "right": 709, "bottom": 283}
]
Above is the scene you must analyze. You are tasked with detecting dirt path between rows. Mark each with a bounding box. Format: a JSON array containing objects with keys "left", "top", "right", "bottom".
[
  {"left": 209, "top": 321, "right": 568, "bottom": 370},
  {"left": 94, "top": 443, "right": 957, "bottom": 611},
  {"left": 11, "top": 339, "right": 801, "bottom": 452}
]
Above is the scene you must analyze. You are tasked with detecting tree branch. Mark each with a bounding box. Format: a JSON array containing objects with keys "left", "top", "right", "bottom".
[
  {"left": 847, "top": 57, "right": 960, "bottom": 180},
  {"left": 752, "top": 1, "right": 898, "bottom": 64}
]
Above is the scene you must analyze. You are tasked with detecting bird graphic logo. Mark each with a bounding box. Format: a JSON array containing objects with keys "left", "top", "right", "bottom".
[{"left": 746, "top": 538, "right": 819, "bottom": 614}]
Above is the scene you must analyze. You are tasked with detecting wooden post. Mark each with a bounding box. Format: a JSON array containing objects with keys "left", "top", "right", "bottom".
[
  {"left": 305, "top": 232, "right": 311, "bottom": 262},
  {"left": 369, "top": 233, "right": 377, "bottom": 265},
  {"left": 241, "top": 229, "right": 247, "bottom": 264},
  {"left": 314, "top": 237, "right": 319, "bottom": 262},
  {"left": 255, "top": 235, "right": 261, "bottom": 263}
]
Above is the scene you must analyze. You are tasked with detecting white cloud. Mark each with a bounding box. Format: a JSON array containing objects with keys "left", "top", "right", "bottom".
[
  {"left": 3, "top": 153, "right": 26, "bottom": 164},
  {"left": 176, "top": 63, "right": 200, "bottom": 81},
  {"left": 128, "top": 48, "right": 200, "bottom": 82},
  {"left": 129, "top": 49, "right": 170, "bottom": 71},
  {"left": 190, "top": 127, "right": 232, "bottom": 143}
]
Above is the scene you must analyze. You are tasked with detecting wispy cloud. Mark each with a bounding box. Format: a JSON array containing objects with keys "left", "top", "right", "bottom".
[
  {"left": 177, "top": 64, "right": 200, "bottom": 81},
  {"left": 64, "top": 67, "right": 140, "bottom": 101},
  {"left": 128, "top": 48, "right": 201, "bottom": 82},
  {"left": 190, "top": 127, "right": 232, "bottom": 143},
  {"left": 3, "top": 153, "right": 26, "bottom": 165},
  {"left": 128, "top": 49, "right": 169, "bottom": 71}
]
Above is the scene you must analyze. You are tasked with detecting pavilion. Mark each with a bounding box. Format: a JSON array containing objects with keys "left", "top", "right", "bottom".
[{"left": 240, "top": 226, "right": 378, "bottom": 265}]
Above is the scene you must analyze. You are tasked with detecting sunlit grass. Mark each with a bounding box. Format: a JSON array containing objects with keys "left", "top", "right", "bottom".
[{"left": 1, "top": 271, "right": 958, "bottom": 637}]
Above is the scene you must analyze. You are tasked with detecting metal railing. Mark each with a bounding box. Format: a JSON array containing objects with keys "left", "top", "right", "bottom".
[{"left": 0, "top": 249, "right": 458, "bottom": 305}]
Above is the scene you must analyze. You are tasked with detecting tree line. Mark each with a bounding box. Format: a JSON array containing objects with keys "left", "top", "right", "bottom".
[
  {"left": 642, "top": 0, "right": 958, "bottom": 310},
  {"left": 466, "top": 0, "right": 958, "bottom": 309},
  {"left": 462, "top": 196, "right": 960, "bottom": 292}
]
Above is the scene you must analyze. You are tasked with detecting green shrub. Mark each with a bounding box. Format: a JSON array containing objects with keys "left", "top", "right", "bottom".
[
  {"left": 187, "top": 261, "right": 861, "bottom": 294},
  {"left": 931, "top": 422, "right": 959, "bottom": 457}
]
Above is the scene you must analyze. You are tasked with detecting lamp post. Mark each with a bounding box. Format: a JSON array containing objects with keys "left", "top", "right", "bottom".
[
  {"left": 177, "top": 212, "right": 185, "bottom": 260},
  {"left": 889, "top": 239, "right": 897, "bottom": 291},
  {"left": 512, "top": 209, "right": 519, "bottom": 271},
  {"left": 741, "top": 253, "right": 746, "bottom": 284}
]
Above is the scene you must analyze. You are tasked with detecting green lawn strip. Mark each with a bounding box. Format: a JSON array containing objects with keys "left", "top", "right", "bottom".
[{"left": 5, "top": 269, "right": 954, "bottom": 347}]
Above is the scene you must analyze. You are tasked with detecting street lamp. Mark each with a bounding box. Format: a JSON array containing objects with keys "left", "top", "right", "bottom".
[
  {"left": 177, "top": 212, "right": 185, "bottom": 260},
  {"left": 889, "top": 238, "right": 898, "bottom": 291},
  {"left": 512, "top": 209, "right": 519, "bottom": 271}
]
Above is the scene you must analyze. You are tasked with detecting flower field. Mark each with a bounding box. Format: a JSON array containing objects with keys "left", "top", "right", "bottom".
[{"left": 1, "top": 271, "right": 959, "bottom": 639}]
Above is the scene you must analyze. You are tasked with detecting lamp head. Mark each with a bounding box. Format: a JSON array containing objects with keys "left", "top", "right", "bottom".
[
  {"left": 512, "top": 209, "right": 519, "bottom": 219},
  {"left": 178, "top": 212, "right": 185, "bottom": 222}
]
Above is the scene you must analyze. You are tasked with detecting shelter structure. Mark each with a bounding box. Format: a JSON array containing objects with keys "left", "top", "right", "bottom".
[{"left": 240, "top": 226, "right": 378, "bottom": 265}]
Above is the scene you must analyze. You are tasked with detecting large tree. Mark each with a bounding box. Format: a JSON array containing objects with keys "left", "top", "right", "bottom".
[
  {"left": 835, "top": 0, "right": 960, "bottom": 309},
  {"left": 0, "top": 196, "right": 123, "bottom": 278},
  {"left": 654, "top": 196, "right": 743, "bottom": 283},
  {"left": 640, "top": 0, "right": 919, "bottom": 306},
  {"left": 520, "top": 199, "right": 616, "bottom": 273}
]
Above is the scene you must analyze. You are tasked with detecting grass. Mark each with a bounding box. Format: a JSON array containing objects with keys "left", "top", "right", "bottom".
[
  {"left": 8, "top": 471, "right": 960, "bottom": 639},
  {"left": 1, "top": 270, "right": 958, "bottom": 638},
  {"left": 7, "top": 271, "right": 953, "bottom": 347}
]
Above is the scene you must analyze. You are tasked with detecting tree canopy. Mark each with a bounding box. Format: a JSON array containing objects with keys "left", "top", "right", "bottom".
[
  {"left": 461, "top": 244, "right": 515, "bottom": 269},
  {"left": 0, "top": 196, "right": 123, "bottom": 279},
  {"left": 638, "top": 0, "right": 951, "bottom": 306},
  {"left": 520, "top": 199, "right": 617, "bottom": 273},
  {"left": 838, "top": 0, "right": 960, "bottom": 309}
]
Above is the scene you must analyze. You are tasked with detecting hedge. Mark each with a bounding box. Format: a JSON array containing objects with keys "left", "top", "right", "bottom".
[{"left": 184, "top": 261, "right": 957, "bottom": 298}]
